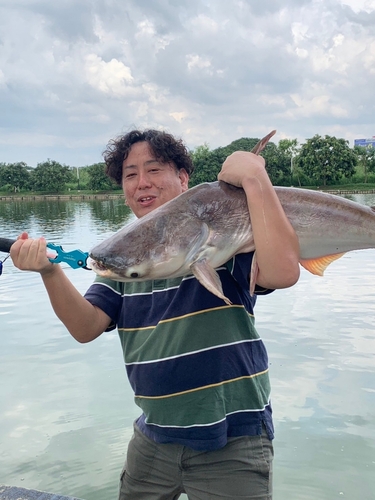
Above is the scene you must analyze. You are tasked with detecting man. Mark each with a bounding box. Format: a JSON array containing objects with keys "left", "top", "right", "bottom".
[{"left": 11, "top": 129, "right": 300, "bottom": 499}]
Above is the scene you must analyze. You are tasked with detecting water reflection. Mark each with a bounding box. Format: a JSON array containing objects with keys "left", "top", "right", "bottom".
[
  {"left": 88, "top": 199, "right": 133, "bottom": 230},
  {"left": 0, "top": 195, "right": 374, "bottom": 500},
  {"left": 0, "top": 200, "right": 76, "bottom": 238},
  {"left": 0, "top": 198, "right": 134, "bottom": 250}
]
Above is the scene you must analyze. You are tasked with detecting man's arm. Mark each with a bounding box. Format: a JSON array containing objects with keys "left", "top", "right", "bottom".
[
  {"left": 218, "top": 152, "right": 300, "bottom": 290},
  {"left": 10, "top": 233, "right": 111, "bottom": 343}
]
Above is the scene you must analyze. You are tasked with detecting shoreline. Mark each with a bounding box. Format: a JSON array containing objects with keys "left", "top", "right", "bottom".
[
  {"left": 0, "top": 193, "right": 124, "bottom": 202},
  {"left": 1, "top": 189, "right": 375, "bottom": 202}
]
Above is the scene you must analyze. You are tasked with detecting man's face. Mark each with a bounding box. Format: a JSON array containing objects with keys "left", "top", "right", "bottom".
[{"left": 122, "top": 141, "right": 189, "bottom": 218}]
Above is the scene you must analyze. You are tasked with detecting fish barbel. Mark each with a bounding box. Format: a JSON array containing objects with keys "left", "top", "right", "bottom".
[{"left": 90, "top": 135, "right": 375, "bottom": 304}]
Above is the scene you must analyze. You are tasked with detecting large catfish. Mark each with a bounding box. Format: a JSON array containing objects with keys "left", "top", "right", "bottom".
[{"left": 90, "top": 132, "right": 375, "bottom": 304}]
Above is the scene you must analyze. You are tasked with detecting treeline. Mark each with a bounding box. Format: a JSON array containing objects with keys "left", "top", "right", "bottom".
[
  {"left": 189, "top": 134, "right": 375, "bottom": 188},
  {"left": 0, "top": 160, "right": 117, "bottom": 194},
  {"left": 1, "top": 134, "right": 375, "bottom": 194}
]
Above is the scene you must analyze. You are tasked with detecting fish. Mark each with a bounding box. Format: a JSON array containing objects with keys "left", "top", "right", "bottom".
[{"left": 89, "top": 132, "right": 375, "bottom": 305}]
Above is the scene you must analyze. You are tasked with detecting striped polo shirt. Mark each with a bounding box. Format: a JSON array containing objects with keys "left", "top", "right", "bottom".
[{"left": 84, "top": 252, "right": 274, "bottom": 451}]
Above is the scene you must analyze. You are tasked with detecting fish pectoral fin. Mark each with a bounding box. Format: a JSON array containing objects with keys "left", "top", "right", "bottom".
[
  {"left": 299, "top": 252, "right": 346, "bottom": 276},
  {"left": 190, "top": 259, "right": 232, "bottom": 305}
]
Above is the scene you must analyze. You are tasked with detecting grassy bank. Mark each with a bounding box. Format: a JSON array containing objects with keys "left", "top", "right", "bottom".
[{"left": 299, "top": 183, "right": 375, "bottom": 191}]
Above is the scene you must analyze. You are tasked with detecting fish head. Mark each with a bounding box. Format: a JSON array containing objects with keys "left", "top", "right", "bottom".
[{"left": 89, "top": 203, "right": 208, "bottom": 281}]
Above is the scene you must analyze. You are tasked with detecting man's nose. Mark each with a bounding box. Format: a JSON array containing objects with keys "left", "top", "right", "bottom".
[{"left": 137, "top": 171, "right": 152, "bottom": 189}]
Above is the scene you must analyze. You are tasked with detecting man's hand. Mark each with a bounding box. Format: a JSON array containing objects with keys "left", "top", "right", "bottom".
[
  {"left": 218, "top": 151, "right": 266, "bottom": 188},
  {"left": 10, "top": 232, "right": 55, "bottom": 275}
]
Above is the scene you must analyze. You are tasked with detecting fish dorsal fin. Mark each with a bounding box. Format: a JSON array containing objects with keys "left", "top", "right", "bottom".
[
  {"left": 251, "top": 130, "right": 277, "bottom": 155},
  {"left": 299, "top": 252, "right": 346, "bottom": 276},
  {"left": 190, "top": 258, "right": 232, "bottom": 305}
]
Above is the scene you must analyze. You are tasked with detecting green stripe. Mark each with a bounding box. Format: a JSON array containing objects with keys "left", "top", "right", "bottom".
[
  {"left": 119, "top": 306, "right": 258, "bottom": 364},
  {"left": 122, "top": 277, "right": 185, "bottom": 294},
  {"left": 93, "top": 276, "right": 185, "bottom": 293},
  {"left": 134, "top": 373, "right": 271, "bottom": 426}
]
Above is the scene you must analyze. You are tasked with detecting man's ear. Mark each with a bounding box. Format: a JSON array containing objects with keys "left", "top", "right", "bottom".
[{"left": 179, "top": 168, "right": 189, "bottom": 192}]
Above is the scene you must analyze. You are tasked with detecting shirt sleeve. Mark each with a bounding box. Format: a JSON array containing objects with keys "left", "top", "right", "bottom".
[
  {"left": 231, "top": 252, "right": 274, "bottom": 296},
  {"left": 84, "top": 276, "right": 124, "bottom": 331}
]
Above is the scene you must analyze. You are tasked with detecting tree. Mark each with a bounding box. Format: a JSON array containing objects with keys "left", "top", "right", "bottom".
[
  {"left": 217, "top": 136, "right": 298, "bottom": 185},
  {"left": 295, "top": 135, "right": 357, "bottom": 186},
  {"left": 189, "top": 144, "right": 224, "bottom": 187},
  {"left": 0, "top": 162, "right": 31, "bottom": 192},
  {"left": 261, "top": 141, "right": 293, "bottom": 185},
  {"left": 31, "top": 159, "right": 73, "bottom": 193},
  {"left": 190, "top": 136, "right": 276, "bottom": 187},
  {"left": 87, "top": 163, "right": 116, "bottom": 191},
  {"left": 218, "top": 137, "right": 260, "bottom": 156},
  {"left": 354, "top": 145, "right": 375, "bottom": 183}
]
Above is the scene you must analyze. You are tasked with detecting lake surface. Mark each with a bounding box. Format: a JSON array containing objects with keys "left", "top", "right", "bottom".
[{"left": 0, "top": 195, "right": 374, "bottom": 500}]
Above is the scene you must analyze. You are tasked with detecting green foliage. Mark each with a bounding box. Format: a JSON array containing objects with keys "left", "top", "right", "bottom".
[
  {"left": 0, "top": 162, "right": 31, "bottom": 192},
  {"left": 217, "top": 137, "right": 259, "bottom": 156},
  {"left": 0, "top": 134, "right": 373, "bottom": 195},
  {"left": 31, "top": 159, "right": 73, "bottom": 193},
  {"left": 262, "top": 141, "right": 296, "bottom": 185},
  {"left": 189, "top": 145, "right": 225, "bottom": 186},
  {"left": 354, "top": 145, "right": 375, "bottom": 183},
  {"left": 87, "top": 163, "right": 116, "bottom": 191},
  {"left": 190, "top": 137, "right": 271, "bottom": 187},
  {"left": 190, "top": 136, "right": 299, "bottom": 187},
  {"left": 67, "top": 166, "right": 91, "bottom": 190},
  {"left": 295, "top": 135, "right": 357, "bottom": 186}
]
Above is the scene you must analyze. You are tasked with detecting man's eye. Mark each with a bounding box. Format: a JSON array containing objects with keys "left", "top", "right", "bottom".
[{"left": 125, "top": 173, "right": 136, "bottom": 179}]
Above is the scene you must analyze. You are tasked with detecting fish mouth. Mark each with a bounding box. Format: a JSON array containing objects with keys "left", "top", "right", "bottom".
[
  {"left": 90, "top": 258, "right": 123, "bottom": 279},
  {"left": 90, "top": 259, "right": 108, "bottom": 272},
  {"left": 90, "top": 258, "right": 145, "bottom": 281},
  {"left": 89, "top": 258, "right": 113, "bottom": 276}
]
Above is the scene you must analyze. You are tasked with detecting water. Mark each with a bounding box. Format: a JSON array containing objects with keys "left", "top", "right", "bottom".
[{"left": 0, "top": 196, "right": 374, "bottom": 500}]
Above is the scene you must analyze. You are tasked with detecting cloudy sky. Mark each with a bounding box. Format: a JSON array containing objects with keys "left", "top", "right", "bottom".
[{"left": 0, "top": 0, "right": 374, "bottom": 167}]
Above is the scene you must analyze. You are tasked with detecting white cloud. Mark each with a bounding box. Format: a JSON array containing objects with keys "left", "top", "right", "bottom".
[
  {"left": 84, "top": 54, "right": 133, "bottom": 96},
  {"left": 0, "top": 0, "right": 374, "bottom": 166},
  {"left": 0, "top": 69, "right": 6, "bottom": 88},
  {"left": 186, "top": 54, "right": 213, "bottom": 71},
  {"left": 339, "top": 0, "right": 375, "bottom": 13},
  {"left": 169, "top": 111, "right": 187, "bottom": 123}
]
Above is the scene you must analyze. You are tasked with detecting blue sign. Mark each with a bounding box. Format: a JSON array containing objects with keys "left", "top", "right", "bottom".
[{"left": 354, "top": 138, "right": 375, "bottom": 148}]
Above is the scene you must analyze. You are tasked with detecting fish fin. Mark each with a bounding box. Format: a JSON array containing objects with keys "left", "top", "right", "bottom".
[
  {"left": 251, "top": 130, "right": 277, "bottom": 155},
  {"left": 190, "top": 259, "right": 232, "bottom": 305},
  {"left": 299, "top": 253, "right": 346, "bottom": 276},
  {"left": 249, "top": 251, "right": 259, "bottom": 296}
]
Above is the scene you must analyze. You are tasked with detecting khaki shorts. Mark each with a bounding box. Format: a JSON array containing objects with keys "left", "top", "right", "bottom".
[{"left": 118, "top": 422, "right": 273, "bottom": 500}]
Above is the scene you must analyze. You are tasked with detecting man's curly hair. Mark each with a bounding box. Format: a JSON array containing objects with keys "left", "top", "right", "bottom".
[{"left": 103, "top": 129, "right": 194, "bottom": 186}]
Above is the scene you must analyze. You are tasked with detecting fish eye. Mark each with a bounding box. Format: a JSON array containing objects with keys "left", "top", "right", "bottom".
[{"left": 130, "top": 272, "right": 139, "bottom": 278}]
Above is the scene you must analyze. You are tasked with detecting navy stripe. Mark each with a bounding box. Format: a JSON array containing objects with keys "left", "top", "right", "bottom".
[
  {"left": 84, "top": 282, "right": 122, "bottom": 328},
  {"left": 84, "top": 253, "right": 272, "bottom": 330},
  {"left": 121, "top": 266, "right": 256, "bottom": 330},
  {"left": 127, "top": 339, "right": 268, "bottom": 397}
]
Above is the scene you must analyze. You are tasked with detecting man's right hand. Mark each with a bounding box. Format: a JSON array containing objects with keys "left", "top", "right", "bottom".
[{"left": 10, "top": 232, "right": 56, "bottom": 275}]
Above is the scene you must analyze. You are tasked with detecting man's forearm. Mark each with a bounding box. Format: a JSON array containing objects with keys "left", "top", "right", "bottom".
[
  {"left": 242, "top": 174, "right": 300, "bottom": 289},
  {"left": 41, "top": 265, "right": 111, "bottom": 343}
]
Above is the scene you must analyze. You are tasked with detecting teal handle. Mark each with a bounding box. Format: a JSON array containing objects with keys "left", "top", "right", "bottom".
[{"left": 47, "top": 243, "right": 90, "bottom": 269}]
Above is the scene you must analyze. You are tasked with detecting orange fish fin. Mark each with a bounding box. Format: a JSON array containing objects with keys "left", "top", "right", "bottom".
[{"left": 299, "top": 253, "right": 346, "bottom": 276}]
